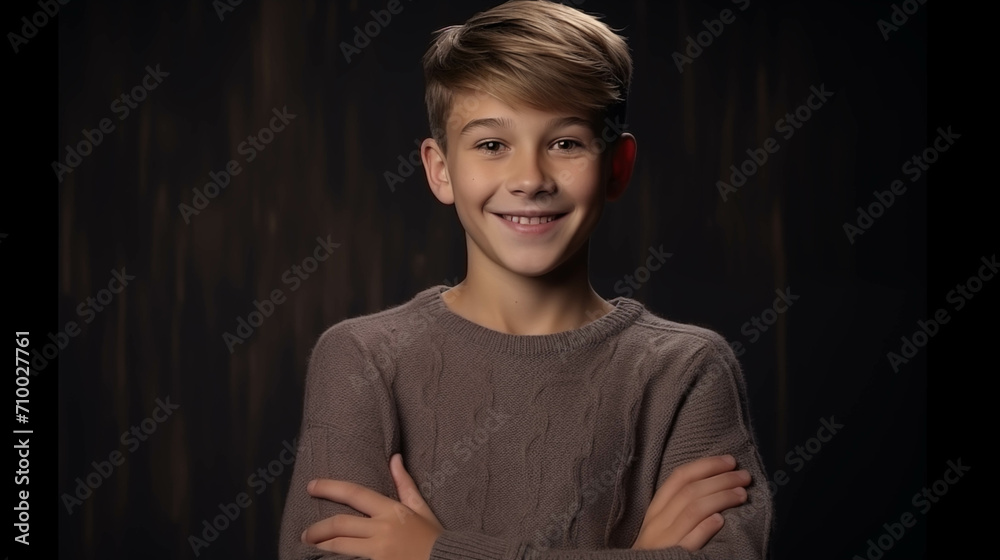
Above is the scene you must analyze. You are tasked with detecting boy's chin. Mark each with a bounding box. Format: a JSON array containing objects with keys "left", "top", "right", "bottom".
[{"left": 494, "top": 257, "right": 566, "bottom": 278}]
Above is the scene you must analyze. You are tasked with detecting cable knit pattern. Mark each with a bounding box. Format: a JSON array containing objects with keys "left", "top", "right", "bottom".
[{"left": 279, "top": 285, "right": 773, "bottom": 560}]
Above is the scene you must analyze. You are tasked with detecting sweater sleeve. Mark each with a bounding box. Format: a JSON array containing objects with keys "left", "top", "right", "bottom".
[
  {"left": 278, "top": 325, "right": 400, "bottom": 560},
  {"left": 425, "top": 335, "right": 773, "bottom": 560},
  {"left": 651, "top": 335, "right": 773, "bottom": 558}
]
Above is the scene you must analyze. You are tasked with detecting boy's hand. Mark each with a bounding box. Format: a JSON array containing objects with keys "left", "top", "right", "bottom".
[
  {"left": 631, "top": 455, "right": 750, "bottom": 551},
  {"left": 301, "top": 454, "right": 443, "bottom": 560},
  {"left": 387, "top": 453, "right": 445, "bottom": 533}
]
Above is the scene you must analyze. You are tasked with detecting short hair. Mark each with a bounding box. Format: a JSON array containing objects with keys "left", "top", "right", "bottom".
[{"left": 422, "top": 0, "right": 633, "bottom": 154}]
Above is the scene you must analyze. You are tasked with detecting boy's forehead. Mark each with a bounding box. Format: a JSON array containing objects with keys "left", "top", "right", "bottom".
[{"left": 446, "top": 89, "right": 595, "bottom": 133}]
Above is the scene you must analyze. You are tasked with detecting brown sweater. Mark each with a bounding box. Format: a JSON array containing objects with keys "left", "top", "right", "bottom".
[{"left": 279, "top": 285, "right": 773, "bottom": 559}]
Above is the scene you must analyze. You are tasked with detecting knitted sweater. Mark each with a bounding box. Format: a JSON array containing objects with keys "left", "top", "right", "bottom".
[{"left": 279, "top": 285, "right": 773, "bottom": 560}]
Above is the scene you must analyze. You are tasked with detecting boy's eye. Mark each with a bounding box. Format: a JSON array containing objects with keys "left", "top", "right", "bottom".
[
  {"left": 553, "top": 139, "right": 582, "bottom": 151},
  {"left": 477, "top": 141, "right": 506, "bottom": 153}
]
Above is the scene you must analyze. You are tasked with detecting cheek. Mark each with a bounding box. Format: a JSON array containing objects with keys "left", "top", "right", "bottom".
[
  {"left": 454, "top": 168, "right": 492, "bottom": 201},
  {"left": 451, "top": 177, "right": 491, "bottom": 222},
  {"left": 555, "top": 157, "right": 600, "bottom": 189},
  {"left": 556, "top": 171, "right": 601, "bottom": 207}
]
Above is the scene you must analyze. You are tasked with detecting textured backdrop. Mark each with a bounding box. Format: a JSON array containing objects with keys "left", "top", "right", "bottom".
[{"left": 54, "top": 0, "right": 927, "bottom": 558}]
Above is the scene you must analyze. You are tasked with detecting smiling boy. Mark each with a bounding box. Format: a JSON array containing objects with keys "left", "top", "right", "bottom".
[{"left": 279, "top": 2, "right": 772, "bottom": 559}]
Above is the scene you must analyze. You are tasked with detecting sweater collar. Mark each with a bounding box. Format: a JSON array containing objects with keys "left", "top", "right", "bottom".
[{"left": 418, "top": 284, "right": 645, "bottom": 356}]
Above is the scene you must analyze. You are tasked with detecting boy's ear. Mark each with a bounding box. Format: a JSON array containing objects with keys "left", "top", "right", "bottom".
[
  {"left": 605, "top": 133, "right": 637, "bottom": 202},
  {"left": 421, "top": 138, "right": 453, "bottom": 205}
]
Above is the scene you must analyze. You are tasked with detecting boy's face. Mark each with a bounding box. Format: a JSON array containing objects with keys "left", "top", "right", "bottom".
[{"left": 421, "top": 89, "right": 636, "bottom": 279}]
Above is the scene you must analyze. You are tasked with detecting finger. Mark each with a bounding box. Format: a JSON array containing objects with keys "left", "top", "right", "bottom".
[
  {"left": 312, "top": 535, "right": 370, "bottom": 557},
  {"left": 659, "top": 470, "right": 750, "bottom": 522},
  {"left": 648, "top": 456, "right": 736, "bottom": 517},
  {"left": 307, "top": 479, "right": 391, "bottom": 517},
  {"left": 302, "top": 514, "right": 375, "bottom": 544},
  {"left": 390, "top": 454, "right": 444, "bottom": 530},
  {"left": 669, "top": 486, "right": 748, "bottom": 539},
  {"left": 695, "top": 470, "right": 751, "bottom": 494},
  {"left": 390, "top": 454, "right": 423, "bottom": 508},
  {"left": 676, "top": 513, "right": 725, "bottom": 551}
]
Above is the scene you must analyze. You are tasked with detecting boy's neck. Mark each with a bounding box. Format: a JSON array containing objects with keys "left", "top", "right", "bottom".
[{"left": 441, "top": 244, "right": 615, "bottom": 336}]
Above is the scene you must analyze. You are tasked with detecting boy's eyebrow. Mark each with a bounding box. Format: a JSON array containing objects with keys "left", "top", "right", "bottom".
[
  {"left": 460, "top": 117, "right": 516, "bottom": 136},
  {"left": 459, "top": 116, "right": 594, "bottom": 136}
]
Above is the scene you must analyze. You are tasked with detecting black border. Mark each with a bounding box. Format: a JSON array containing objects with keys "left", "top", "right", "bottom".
[{"left": 6, "top": 0, "right": 60, "bottom": 558}]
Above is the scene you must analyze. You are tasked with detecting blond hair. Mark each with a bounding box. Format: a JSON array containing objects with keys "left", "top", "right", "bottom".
[{"left": 422, "top": 0, "right": 633, "bottom": 154}]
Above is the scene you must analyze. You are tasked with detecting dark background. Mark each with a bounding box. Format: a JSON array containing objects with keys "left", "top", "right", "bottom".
[{"left": 10, "top": 0, "right": 984, "bottom": 558}]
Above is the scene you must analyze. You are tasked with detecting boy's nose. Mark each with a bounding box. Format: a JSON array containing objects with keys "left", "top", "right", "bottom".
[{"left": 506, "top": 150, "right": 554, "bottom": 196}]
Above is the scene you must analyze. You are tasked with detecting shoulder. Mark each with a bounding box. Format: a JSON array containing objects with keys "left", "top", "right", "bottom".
[
  {"left": 308, "top": 285, "right": 442, "bottom": 366},
  {"left": 630, "top": 305, "right": 736, "bottom": 358},
  {"left": 622, "top": 306, "right": 752, "bottom": 413},
  {"left": 620, "top": 304, "right": 741, "bottom": 381}
]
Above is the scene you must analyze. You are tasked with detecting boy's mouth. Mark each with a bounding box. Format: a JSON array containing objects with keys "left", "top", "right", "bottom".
[{"left": 494, "top": 213, "right": 568, "bottom": 225}]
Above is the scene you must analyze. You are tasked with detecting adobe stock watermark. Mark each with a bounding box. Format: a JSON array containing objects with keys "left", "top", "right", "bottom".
[
  {"left": 728, "top": 286, "right": 800, "bottom": 358},
  {"left": 843, "top": 126, "right": 959, "bottom": 244},
  {"left": 384, "top": 137, "right": 427, "bottom": 192},
  {"left": 877, "top": 0, "right": 926, "bottom": 41},
  {"left": 223, "top": 235, "right": 340, "bottom": 353},
  {"left": 655, "top": 324, "right": 765, "bottom": 409},
  {"left": 531, "top": 450, "right": 636, "bottom": 552},
  {"left": 53, "top": 64, "right": 169, "bottom": 183},
  {"left": 189, "top": 438, "right": 303, "bottom": 556},
  {"left": 886, "top": 254, "right": 996, "bottom": 372},
  {"left": 59, "top": 396, "right": 180, "bottom": 515},
  {"left": 630, "top": 340, "right": 833, "bottom": 526},
  {"left": 732, "top": 415, "right": 843, "bottom": 524},
  {"left": 852, "top": 458, "right": 970, "bottom": 560},
  {"left": 212, "top": 0, "right": 246, "bottom": 22},
  {"left": 717, "top": 83, "right": 834, "bottom": 201},
  {"left": 30, "top": 268, "right": 136, "bottom": 376},
  {"left": 525, "top": 114, "right": 631, "bottom": 226},
  {"left": 555, "top": 115, "right": 631, "bottom": 178},
  {"left": 341, "top": 0, "right": 416, "bottom": 63},
  {"left": 7, "top": 0, "right": 70, "bottom": 54},
  {"left": 349, "top": 276, "right": 463, "bottom": 391},
  {"left": 672, "top": 0, "right": 751, "bottom": 73},
  {"left": 612, "top": 245, "right": 673, "bottom": 298},
  {"left": 419, "top": 406, "right": 512, "bottom": 501},
  {"left": 179, "top": 106, "right": 297, "bottom": 224},
  {"left": 350, "top": 302, "right": 443, "bottom": 390}
]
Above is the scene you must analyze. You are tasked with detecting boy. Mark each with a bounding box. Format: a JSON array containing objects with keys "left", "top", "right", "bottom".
[{"left": 280, "top": 1, "right": 773, "bottom": 558}]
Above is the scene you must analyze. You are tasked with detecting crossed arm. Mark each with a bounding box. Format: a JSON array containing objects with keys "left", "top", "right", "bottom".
[{"left": 278, "top": 329, "right": 772, "bottom": 560}]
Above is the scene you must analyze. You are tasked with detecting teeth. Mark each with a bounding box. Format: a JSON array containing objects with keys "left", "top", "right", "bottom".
[{"left": 501, "top": 214, "right": 560, "bottom": 224}]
